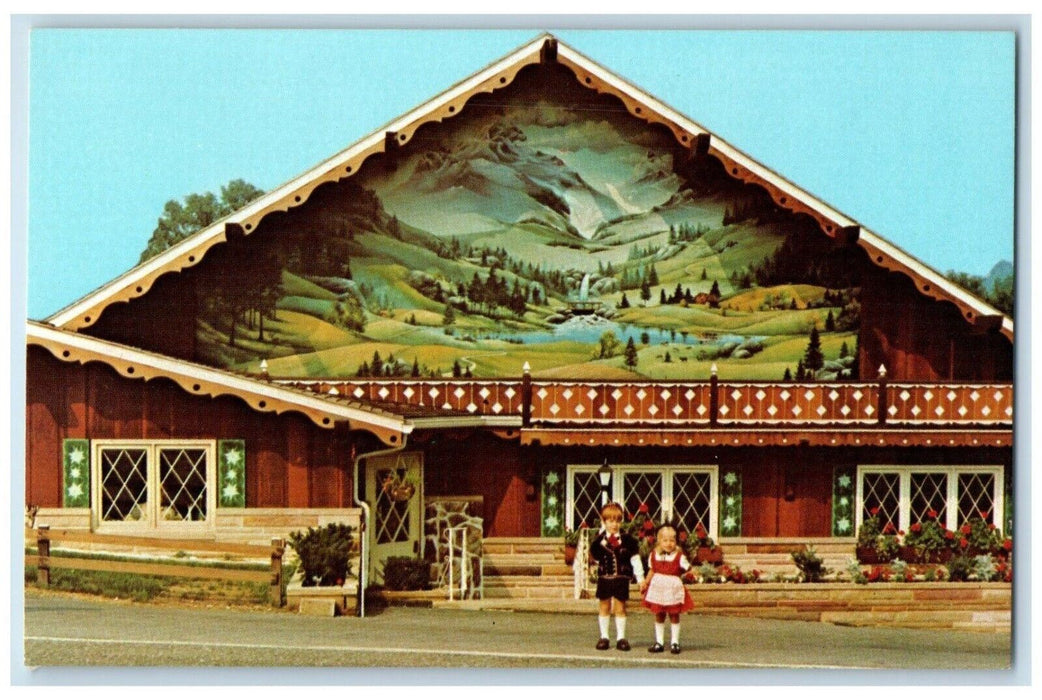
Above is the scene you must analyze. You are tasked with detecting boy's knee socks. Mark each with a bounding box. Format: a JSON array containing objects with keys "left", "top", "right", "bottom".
[{"left": 615, "top": 616, "right": 627, "bottom": 640}]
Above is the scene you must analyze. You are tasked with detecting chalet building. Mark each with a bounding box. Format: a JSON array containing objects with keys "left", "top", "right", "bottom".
[{"left": 26, "top": 36, "right": 1013, "bottom": 592}]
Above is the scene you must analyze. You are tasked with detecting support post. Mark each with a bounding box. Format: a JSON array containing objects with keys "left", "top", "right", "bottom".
[
  {"left": 709, "top": 363, "right": 719, "bottom": 427},
  {"left": 36, "top": 525, "right": 50, "bottom": 587},
  {"left": 270, "top": 537, "right": 284, "bottom": 607},
  {"left": 877, "top": 365, "right": 888, "bottom": 426},
  {"left": 521, "top": 362, "right": 532, "bottom": 428}
]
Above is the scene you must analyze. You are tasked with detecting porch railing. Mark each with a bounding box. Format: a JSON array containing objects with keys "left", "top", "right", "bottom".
[{"left": 289, "top": 378, "right": 1013, "bottom": 428}]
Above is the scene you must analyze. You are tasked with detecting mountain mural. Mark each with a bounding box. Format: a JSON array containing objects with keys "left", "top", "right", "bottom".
[{"left": 192, "top": 63, "right": 861, "bottom": 380}]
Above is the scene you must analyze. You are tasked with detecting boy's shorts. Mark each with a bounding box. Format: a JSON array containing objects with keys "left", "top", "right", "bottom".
[{"left": 596, "top": 576, "right": 631, "bottom": 601}]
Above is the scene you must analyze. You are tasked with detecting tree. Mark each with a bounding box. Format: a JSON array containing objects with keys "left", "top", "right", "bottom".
[
  {"left": 659, "top": 289, "right": 667, "bottom": 305},
  {"left": 411, "top": 358, "right": 421, "bottom": 377},
  {"left": 139, "top": 179, "right": 264, "bottom": 262},
  {"left": 443, "top": 304, "right": 456, "bottom": 326},
  {"left": 825, "top": 310, "right": 836, "bottom": 332},
  {"left": 452, "top": 360, "right": 463, "bottom": 378},
  {"left": 619, "top": 293, "right": 631, "bottom": 309},
  {"left": 640, "top": 279, "right": 652, "bottom": 305},
  {"left": 640, "top": 331, "right": 650, "bottom": 345},
  {"left": 596, "top": 331, "right": 623, "bottom": 359},
  {"left": 624, "top": 336, "right": 639, "bottom": 369},
  {"left": 783, "top": 367, "right": 792, "bottom": 381},
  {"left": 803, "top": 326, "right": 824, "bottom": 375}
]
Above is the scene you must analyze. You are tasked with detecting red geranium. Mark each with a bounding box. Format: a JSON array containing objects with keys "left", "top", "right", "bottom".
[
  {"left": 960, "top": 524, "right": 972, "bottom": 535},
  {"left": 869, "top": 506, "right": 880, "bottom": 516},
  {"left": 927, "top": 509, "right": 938, "bottom": 519},
  {"left": 678, "top": 531, "right": 688, "bottom": 543},
  {"left": 959, "top": 537, "right": 969, "bottom": 548},
  {"left": 643, "top": 519, "right": 655, "bottom": 531},
  {"left": 979, "top": 510, "right": 990, "bottom": 520},
  {"left": 638, "top": 503, "right": 649, "bottom": 514},
  {"left": 944, "top": 530, "right": 954, "bottom": 540},
  {"left": 883, "top": 522, "right": 896, "bottom": 535},
  {"left": 911, "top": 523, "right": 922, "bottom": 533},
  {"left": 898, "top": 530, "right": 905, "bottom": 536},
  {"left": 1003, "top": 539, "right": 1013, "bottom": 551}
]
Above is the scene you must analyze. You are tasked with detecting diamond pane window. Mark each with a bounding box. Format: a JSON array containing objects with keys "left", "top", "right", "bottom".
[
  {"left": 623, "top": 472, "right": 663, "bottom": 523},
  {"left": 571, "top": 471, "right": 602, "bottom": 530},
  {"left": 375, "top": 468, "right": 411, "bottom": 544},
  {"left": 958, "top": 472, "right": 996, "bottom": 527},
  {"left": 861, "top": 472, "right": 900, "bottom": 530},
  {"left": 94, "top": 441, "right": 215, "bottom": 529},
  {"left": 672, "top": 472, "right": 711, "bottom": 535},
  {"left": 910, "top": 473, "right": 948, "bottom": 524},
  {"left": 99, "top": 448, "right": 149, "bottom": 522},
  {"left": 159, "top": 448, "right": 208, "bottom": 521}
]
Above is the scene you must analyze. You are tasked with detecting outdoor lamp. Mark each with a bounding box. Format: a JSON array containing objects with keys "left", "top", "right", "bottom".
[{"left": 598, "top": 459, "right": 613, "bottom": 506}]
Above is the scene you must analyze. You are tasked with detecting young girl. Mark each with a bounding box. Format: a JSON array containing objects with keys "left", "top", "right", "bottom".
[
  {"left": 588, "top": 502, "right": 645, "bottom": 651},
  {"left": 640, "top": 524, "right": 694, "bottom": 654}
]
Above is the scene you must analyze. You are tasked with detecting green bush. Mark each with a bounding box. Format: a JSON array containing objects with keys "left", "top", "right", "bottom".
[
  {"left": 791, "top": 546, "right": 828, "bottom": 583},
  {"left": 288, "top": 523, "right": 355, "bottom": 587},
  {"left": 382, "top": 556, "right": 431, "bottom": 591}
]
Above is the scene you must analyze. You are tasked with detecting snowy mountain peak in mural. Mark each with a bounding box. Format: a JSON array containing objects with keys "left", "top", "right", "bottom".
[{"left": 195, "top": 64, "right": 861, "bottom": 380}]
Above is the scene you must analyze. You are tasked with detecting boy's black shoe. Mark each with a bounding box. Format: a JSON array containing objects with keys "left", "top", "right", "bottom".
[
  {"left": 616, "top": 639, "right": 631, "bottom": 651},
  {"left": 648, "top": 643, "right": 664, "bottom": 654},
  {"left": 595, "top": 638, "right": 610, "bottom": 650},
  {"left": 670, "top": 644, "right": 681, "bottom": 654}
]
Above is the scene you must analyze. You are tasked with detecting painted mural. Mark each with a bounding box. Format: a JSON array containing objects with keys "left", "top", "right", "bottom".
[{"left": 195, "top": 64, "right": 862, "bottom": 380}]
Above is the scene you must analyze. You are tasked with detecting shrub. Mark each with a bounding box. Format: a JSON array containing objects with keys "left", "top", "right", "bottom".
[
  {"left": 946, "top": 554, "right": 975, "bottom": 582},
  {"left": 287, "top": 523, "right": 355, "bottom": 587},
  {"left": 382, "top": 556, "right": 431, "bottom": 591},
  {"left": 791, "top": 546, "right": 828, "bottom": 583}
]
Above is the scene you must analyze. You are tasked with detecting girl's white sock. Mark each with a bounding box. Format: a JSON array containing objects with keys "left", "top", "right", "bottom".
[
  {"left": 654, "top": 622, "right": 665, "bottom": 645},
  {"left": 598, "top": 615, "right": 610, "bottom": 638},
  {"left": 671, "top": 623, "right": 681, "bottom": 645}
]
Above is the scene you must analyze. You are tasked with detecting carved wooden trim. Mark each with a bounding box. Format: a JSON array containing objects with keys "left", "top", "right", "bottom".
[
  {"left": 46, "top": 34, "right": 1013, "bottom": 346},
  {"left": 26, "top": 322, "right": 408, "bottom": 445}
]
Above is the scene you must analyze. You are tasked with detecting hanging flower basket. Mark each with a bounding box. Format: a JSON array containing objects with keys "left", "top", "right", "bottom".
[
  {"left": 391, "top": 483, "right": 415, "bottom": 502},
  {"left": 563, "top": 544, "right": 577, "bottom": 566}
]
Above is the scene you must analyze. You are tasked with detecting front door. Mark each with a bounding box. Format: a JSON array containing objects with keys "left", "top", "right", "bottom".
[{"left": 366, "top": 451, "right": 423, "bottom": 584}]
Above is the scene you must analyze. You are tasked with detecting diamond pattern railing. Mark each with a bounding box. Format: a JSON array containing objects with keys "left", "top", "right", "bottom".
[
  {"left": 99, "top": 448, "right": 148, "bottom": 522},
  {"left": 290, "top": 379, "right": 1012, "bottom": 428}
]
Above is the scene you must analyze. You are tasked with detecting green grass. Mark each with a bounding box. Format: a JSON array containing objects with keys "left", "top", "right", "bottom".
[{"left": 25, "top": 565, "right": 276, "bottom": 606}]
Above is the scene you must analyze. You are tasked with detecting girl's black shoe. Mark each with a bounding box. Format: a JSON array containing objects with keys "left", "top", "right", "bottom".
[
  {"left": 670, "top": 644, "right": 681, "bottom": 654},
  {"left": 648, "top": 643, "right": 664, "bottom": 653}
]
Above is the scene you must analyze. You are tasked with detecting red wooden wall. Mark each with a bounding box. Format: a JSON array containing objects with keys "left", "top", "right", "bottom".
[
  {"left": 859, "top": 266, "right": 1012, "bottom": 381},
  {"left": 25, "top": 347, "right": 355, "bottom": 509}
]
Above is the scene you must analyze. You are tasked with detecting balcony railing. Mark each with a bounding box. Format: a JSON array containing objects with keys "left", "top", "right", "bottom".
[{"left": 291, "top": 378, "right": 1013, "bottom": 428}]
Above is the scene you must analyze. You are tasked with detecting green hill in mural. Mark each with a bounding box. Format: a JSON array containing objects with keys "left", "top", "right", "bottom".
[{"left": 195, "top": 65, "right": 861, "bottom": 381}]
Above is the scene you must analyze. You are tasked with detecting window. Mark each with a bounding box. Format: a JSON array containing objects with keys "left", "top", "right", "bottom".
[
  {"left": 857, "top": 465, "right": 1003, "bottom": 532},
  {"left": 567, "top": 465, "right": 718, "bottom": 537},
  {"left": 92, "top": 441, "right": 215, "bottom": 530}
]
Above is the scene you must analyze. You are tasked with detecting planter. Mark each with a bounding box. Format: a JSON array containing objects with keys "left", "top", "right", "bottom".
[
  {"left": 899, "top": 546, "right": 953, "bottom": 564},
  {"left": 856, "top": 546, "right": 888, "bottom": 564},
  {"left": 563, "top": 544, "right": 577, "bottom": 566},
  {"left": 693, "top": 546, "right": 724, "bottom": 565}
]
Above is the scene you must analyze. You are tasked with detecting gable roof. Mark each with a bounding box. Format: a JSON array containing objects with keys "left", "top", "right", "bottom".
[{"left": 43, "top": 34, "right": 1013, "bottom": 342}]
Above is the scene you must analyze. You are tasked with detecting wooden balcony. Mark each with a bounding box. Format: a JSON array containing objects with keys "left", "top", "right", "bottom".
[{"left": 289, "top": 378, "right": 1013, "bottom": 432}]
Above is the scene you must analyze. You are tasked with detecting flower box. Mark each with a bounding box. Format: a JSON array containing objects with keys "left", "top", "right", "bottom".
[
  {"left": 693, "top": 546, "right": 724, "bottom": 565},
  {"left": 856, "top": 546, "right": 889, "bottom": 564}
]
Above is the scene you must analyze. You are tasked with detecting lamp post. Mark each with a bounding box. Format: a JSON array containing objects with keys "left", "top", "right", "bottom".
[{"left": 598, "top": 458, "right": 613, "bottom": 507}]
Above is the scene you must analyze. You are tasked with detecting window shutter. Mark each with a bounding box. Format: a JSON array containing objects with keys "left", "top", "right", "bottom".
[
  {"left": 217, "top": 440, "right": 246, "bottom": 508},
  {"left": 62, "top": 439, "right": 90, "bottom": 508},
  {"left": 720, "top": 468, "right": 742, "bottom": 536},
  {"left": 541, "top": 466, "right": 564, "bottom": 537},
  {"left": 831, "top": 465, "right": 856, "bottom": 536}
]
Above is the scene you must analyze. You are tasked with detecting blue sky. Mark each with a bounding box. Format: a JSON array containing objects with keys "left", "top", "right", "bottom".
[{"left": 26, "top": 29, "right": 1015, "bottom": 320}]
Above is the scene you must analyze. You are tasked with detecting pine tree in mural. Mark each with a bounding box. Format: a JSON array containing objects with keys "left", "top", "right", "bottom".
[
  {"left": 803, "top": 326, "right": 824, "bottom": 376},
  {"left": 624, "top": 336, "right": 639, "bottom": 369}
]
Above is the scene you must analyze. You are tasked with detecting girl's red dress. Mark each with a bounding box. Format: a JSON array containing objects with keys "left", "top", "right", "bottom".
[{"left": 641, "top": 550, "right": 694, "bottom": 615}]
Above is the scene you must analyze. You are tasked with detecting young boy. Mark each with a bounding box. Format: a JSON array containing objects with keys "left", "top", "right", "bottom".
[{"left": 588, "top": 501, "right": 645, "bottom": 651}]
